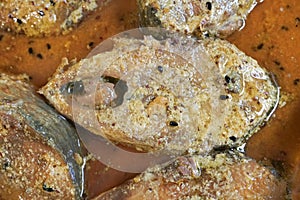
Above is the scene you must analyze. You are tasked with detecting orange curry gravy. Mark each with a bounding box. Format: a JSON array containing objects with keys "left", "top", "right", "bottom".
[{"left": 0, "top": 0, "right": 299, "bottom": 199}]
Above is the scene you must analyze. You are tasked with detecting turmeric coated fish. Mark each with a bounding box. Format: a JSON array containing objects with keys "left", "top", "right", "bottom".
[
  {"left": 138, "top": 0, "right": 259, "bottom": 38},
  {"left": 97, "top": 151, "right": 287, "bottom": 199},
  {"left": 0, "top": 0, "right": 99, "bottom": 36},
  {"left": 39, "top": 31, "right": 279, "bottom": 155}
]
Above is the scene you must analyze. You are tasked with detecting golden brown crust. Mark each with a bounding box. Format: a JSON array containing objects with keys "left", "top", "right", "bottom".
[
  {"left": 40, "top": 35, "right": 278, "bottom": 155},
  {"left": 138, "top": 0, "right": 258, "bottom": 38},
  {"left": 97, "top": 152, "right": 287, "bottom": 199},
  {"left": 0, "top": 0, "right": 99, "bottom": 36}
]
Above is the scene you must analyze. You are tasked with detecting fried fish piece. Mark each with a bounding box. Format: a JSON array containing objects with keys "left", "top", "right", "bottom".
[
  {"left": 0, "top": 74, "right": 84, "bottom": 199},
  {"left": 138, "top": 0, "right": 258, "bottom": 38},
  {"left": 39, "top": 32, "right": 279, "bottom": 154},
  {"left": 96, "top": 151, "right": 287, "bottom": 200},
  {"left": 0, "top": 0, "right": 99, "bottom": 36}
]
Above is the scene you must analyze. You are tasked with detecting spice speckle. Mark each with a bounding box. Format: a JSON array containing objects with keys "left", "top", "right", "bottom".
[
  {"left": 38, "top": 10, "right": 45, "bottom": 16},
  {"left": 257, "top": 43, "right": 264, "bottom": 50},
  {"left": 220, "top": 95, "right": 229, "bottom": 100},
  {"left": 42, "top": 184, "right": 54, "bottom": 192},
  {"left": 16, "top": 18, "right": 23, "bottom": 25},
  {"left": 37, "top": 53, "right": 43, "bottom": 59},
  {"left": 229, "top": 136, "right": 237, "bottom": 142},
  {"left": 296, "top": 17, "right": 300, "bottom": 27},
  {"left": 28, "top": 47, "right": 34, "bottom": 54},
  {"left": 281, "top": 26, "right": 289, "bottom": 31},
  {"left": 157, "top": 66, "right": 163, "bottom": 73},
  {"left": 225, "top": 75, "right": 231, "bottom": 84},
  {"left": 206, "top": 2, "right": 212, "bottom": 11},
  {"left": 169, "top": 121, "right": 178, "bottom": 126}
]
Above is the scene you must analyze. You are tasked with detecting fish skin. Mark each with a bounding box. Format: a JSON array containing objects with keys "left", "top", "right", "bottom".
[
  {"left": 39, "top": 34, "right": 279, "bottom": 155},
  {"left": 138, "top": 0, "right": 258, "bottom": 38},
  {"left": 0, "top": 73, "right": 84, "bottom": 199}
]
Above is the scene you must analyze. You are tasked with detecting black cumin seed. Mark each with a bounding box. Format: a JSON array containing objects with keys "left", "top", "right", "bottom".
[
  {"left": 46, "top": 43, "right": 51, "bottom": 49},
  {"left": 206, "top": 2, "right": 212, "bottom": 10},
  {"left": 0, "top": 35, "right": 3, "bottom": 41},
  {"left": 203, "top": 32, "right": 210, "bottom": 38},
  {"left": 38, "top": 10, "right": 45, "bottom": 16},
  {"left": 169, "top": 121, "right": 178, "bottom": 126},
  {"left": 229, "top": 136, "right": 237, "bottom": 142},
  {"left": 2, "top": 160, "right": 10, "bottom": 170},
  {"left": 281, "top": 26, "right": 289, "bottom": 31},
  {"left": 293, "top": 78, "right": 300, "bottom": 85},
  {"left": 37, "top": 53, "right": 43, "bottom": 59},
  {"left": 225, "top": 75, "right": 231, "bottom": 83},
  {"left": 88, "top": 42, "right": 94, "bottom": 47},
  {"left": 50, "top": 0, "right": 56, "bottom": 6},
  {"left": 220, "top": 95, "right": 229, "bottom": 100},
  {"left": 16, "top": 18, "right": 23, "bottom": 24},
  {"left": 257, "top": 43, "right": 264, "bottom": 50},
  {"left": 296, "top": 17, "right": 300, "bottom": 27},
  {"left": 28, "top": 47, "right": 34, "bottom": 54},
  {"left": 274, "top": 60, "right": 281, "bottom": 66},
  {"left": 157, "top": 65, "right": 163, "bottom": 73},
  {"left": 42, "top": 184, "right": 54, "bottom": 192},
  {"left": 150, "top": 7, "right": 157, "bottom": 14}
]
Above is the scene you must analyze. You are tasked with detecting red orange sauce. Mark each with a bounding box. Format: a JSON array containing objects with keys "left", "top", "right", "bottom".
[{"left": 0, "top": 0, "right": 299, "bottom": 199}]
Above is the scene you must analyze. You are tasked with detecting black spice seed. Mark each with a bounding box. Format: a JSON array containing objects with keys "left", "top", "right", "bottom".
[
  {"left": 273, "top": 60, "right": 285, "bottom": 70},
  {"left": 225, "top": 75, "right": 231, "bottom": 83},
  {"left": 50, "top": 0, "right": 56, "bottom": 6},
  {"left": 42, "top": 184, "right": 54, "bottom": 192},
  {"left": 2, "top": 160, "right": 10, "bottom": 170},
  {"left": 28, "top": 47, "right": 34, "bottom": 54},
  {"left": 257, "top": 43, "right": 264, "bottom": 50},
  {"left": 229, "top": 136, "right": 237, "bottom": 142},
  {"left": 88, "top": 42, "right": 94, "bottom": 47},
  {"left": 16, "top": 18, "right": 23, "bottom": 24},
  {"left": 37, "top": 53, "right": 43, "bottom": 59},
  {"left": 150, "top": 7, "right": 157, "bottom": 14},
  {"left": 157, "top": 65, "right": 163, "bottom": 73},
  {"left": 274, "top": 60, "right": 281, "bottom": 66},
  {"left": 220, "top": 95, "right": 229, "bottom": 100},
  {"left": 281, "top": 26, "right": 289, "bottom": 31},
  {"left": 46, "top": 43, "right": 51, "bottom": 50},
  {"left": 38, "top": 10, "right": 45, "bottom": 16},
  {"left": 296, "top": 17, "right": 300, "bottom": 27},
  {"left": 294, "top": 78, "right": 300, "bottom": 85},
  {"left": 169, "top": 121, "right": 178, "bottom": 126},
  {"left": 206, "top": 2, "right": 212, "bottom": 10},
  {"left": 0, "top": 35, "right": 3, "bottom": 41},
  {"left": 203, "top": 32, "right": 210, "bottom": 38}
]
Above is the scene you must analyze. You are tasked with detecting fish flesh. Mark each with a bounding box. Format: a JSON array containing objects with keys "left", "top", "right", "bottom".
[
  {"left": 96, "top": 150, "right": 287, "bottom": 199},
  {"left": 0, "top": 0, "right": 99, "bottom": 36},
  {"left": 39, "top": 31, "right": 279, "bottom": 155},
  {"left": 138, "top": 0, "right": 258, "bottom": 38}
]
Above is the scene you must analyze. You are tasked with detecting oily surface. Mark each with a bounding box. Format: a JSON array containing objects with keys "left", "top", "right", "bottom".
[{"left": 0, "top": 0, "right": 299, "bottom": 199}]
